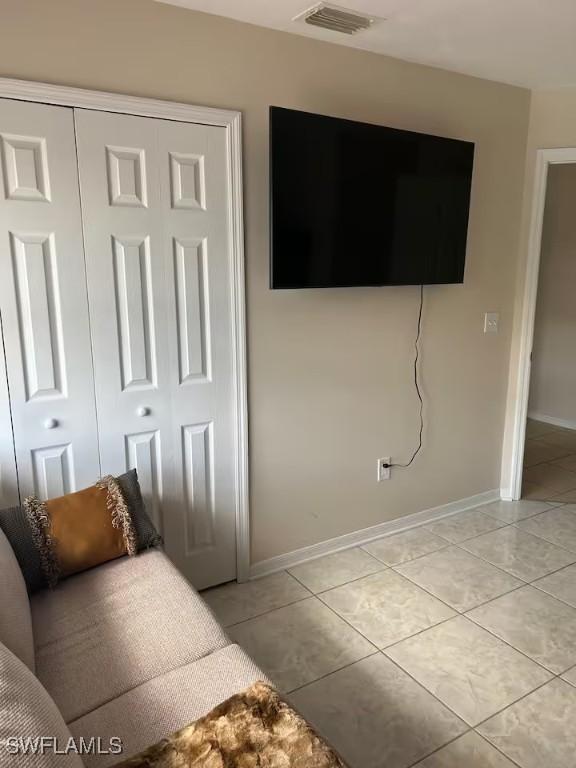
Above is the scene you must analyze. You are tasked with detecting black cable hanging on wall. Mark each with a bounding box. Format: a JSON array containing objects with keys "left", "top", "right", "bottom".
[{"left": 388, "top": 283, "right": 424, "bottom": 469}]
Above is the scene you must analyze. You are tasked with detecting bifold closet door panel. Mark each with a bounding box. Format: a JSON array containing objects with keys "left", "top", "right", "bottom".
[
  {"left": 75, "top": 109, "right": 237, "bottom": 587},
  {"left": 0, "top": 99, "right": 100, "bottom": 499},
  {"left": 74, "top": 109, "right": 174, "bottom": 537},
  {"left": 158, "top": 118, "right": 237, "bottom": 588}
]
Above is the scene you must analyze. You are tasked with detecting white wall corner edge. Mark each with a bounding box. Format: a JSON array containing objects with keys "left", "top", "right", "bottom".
[{"left": 249, "top": 488, "right": 501, "bottom": 580}]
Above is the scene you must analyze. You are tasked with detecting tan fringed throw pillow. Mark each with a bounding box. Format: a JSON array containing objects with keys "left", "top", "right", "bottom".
[{"left": 23, "top": 476, "right": 137, "bottom": 587}]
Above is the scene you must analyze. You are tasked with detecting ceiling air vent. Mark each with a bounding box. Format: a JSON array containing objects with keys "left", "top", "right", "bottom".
[{"left": 296, "top": 3, "right": 376, "bottom": 35}]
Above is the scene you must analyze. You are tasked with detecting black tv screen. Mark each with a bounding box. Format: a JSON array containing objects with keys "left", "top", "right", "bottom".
[{"left": 270, "top": 107, "right": 474, "bottom": 288}]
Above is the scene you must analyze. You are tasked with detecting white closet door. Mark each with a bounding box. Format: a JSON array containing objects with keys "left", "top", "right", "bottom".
[
  {"left": 0, "top": 99, "right": 100, "bottom": 499},
  {"left": 75, "top": 109, "right": 237, "bottom": 588}
]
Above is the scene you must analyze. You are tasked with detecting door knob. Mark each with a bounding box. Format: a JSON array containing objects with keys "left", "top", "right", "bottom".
[
  {"left": 44, "top": 418, "right": 58, "bottom": 429},
  {"left": 137, "top": 406, "right": 151, "bottom": 417}
]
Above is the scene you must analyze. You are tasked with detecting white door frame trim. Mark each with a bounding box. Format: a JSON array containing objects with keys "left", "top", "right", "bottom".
[
  {"left": 504, "top": 147, "right": 576, "bottom": 501},
  {"left": 0, "top": 77, "right": 251, "bottom": 582}
]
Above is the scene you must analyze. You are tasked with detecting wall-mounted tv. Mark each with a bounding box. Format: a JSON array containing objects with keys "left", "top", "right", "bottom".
[{"left": 270, "top": 107, "right": 475, "bottom": 289}]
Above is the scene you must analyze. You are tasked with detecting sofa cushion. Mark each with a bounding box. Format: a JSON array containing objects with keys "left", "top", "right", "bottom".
[
  {"left": 0, "top": 641, "right": 84, "bottom": 768},
  {"left": 32, "top": 549, "right": 229, "bottom": 723},
  {"left": 0, "top": 528, "right": 34, "bottom": 671},
  {"left": 70, "top": 644, "right": 268, "bottom": 768}
]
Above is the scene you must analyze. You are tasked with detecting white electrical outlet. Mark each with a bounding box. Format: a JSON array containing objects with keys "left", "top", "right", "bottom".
[
  {"left": 484, "top": 312, "right": 499, "bottom": 334},
  {"left": 378, "top": 457, "right": 391, "bottom": 481}
]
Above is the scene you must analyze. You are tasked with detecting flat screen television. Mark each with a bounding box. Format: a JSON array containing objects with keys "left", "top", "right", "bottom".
[{"left": 270, "top": 107, "right": 475, "bottom": 289}]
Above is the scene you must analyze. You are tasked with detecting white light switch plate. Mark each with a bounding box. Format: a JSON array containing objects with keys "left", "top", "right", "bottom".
[{"left": 484, "top": 312, "right": 499, "bottom": 334}]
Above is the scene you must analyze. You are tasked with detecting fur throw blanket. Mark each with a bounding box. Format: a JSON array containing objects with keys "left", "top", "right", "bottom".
[{"left": 112, "top": 681, "right": 346, "bottom": 768}]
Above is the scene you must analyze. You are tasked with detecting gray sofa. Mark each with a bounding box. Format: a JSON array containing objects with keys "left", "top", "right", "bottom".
[{"left": 0, "top": 528, "right": 267, "bottom": 767}]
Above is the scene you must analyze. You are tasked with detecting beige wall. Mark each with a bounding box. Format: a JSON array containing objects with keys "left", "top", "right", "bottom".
[
  {"left": 529, "top": 164, "right": 576, "bottom": 425},
  {"left": 502, "top": 88, "right": 576, "bottom": 494},
  {"left": 0, "top": 0, "right": 531, "bottom": 563}
]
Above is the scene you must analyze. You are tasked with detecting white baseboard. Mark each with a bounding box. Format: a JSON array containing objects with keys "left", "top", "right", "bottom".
[
  {"left": 528, "top": 411, "right": 576, "bottom": 431},
  {"left": 249, "top": 488, "right": 501, "bottom": 580}
]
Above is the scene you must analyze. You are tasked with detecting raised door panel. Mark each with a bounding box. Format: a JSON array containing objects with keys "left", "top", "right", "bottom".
[
  {"left": 10, "top": 232, "right": 64, "bottom": 399},
  {"left": 182, "top": 421, "right": 214, "bottom": 550},
  {"left": 159, "top": 120, "right": 237, "bottom": 588},
  {"left": 125, "top": 429, "right": 162, "bottom": 533},
  {"left": 174, "top": 236, "right": 210, "bottom": 383},
  {"left": 0, "top": 99, "right": 100, "bottom": 498},
  {"left": 74, "top": 109, "right": 173, "bottom": 537}
]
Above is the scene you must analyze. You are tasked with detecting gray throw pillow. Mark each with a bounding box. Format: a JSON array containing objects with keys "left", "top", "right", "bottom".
[
  {"left": 0, "top": 469, "right": 162, "bottom": 593},
  {"left": 116, "top": 469, "right": 163, "bottom": 551}
]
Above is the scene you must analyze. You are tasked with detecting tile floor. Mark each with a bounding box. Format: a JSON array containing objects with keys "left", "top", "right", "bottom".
[
  {"left": 203, "top": 498, "right": 576, "bottom": 768},
  {"left": 522, "top": 418, "right": 576, "bottom": 502}
]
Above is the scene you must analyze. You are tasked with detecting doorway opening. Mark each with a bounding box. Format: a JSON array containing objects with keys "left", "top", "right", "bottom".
[{"left": 506, "top": 149, "right": 576, "bottom": 502}]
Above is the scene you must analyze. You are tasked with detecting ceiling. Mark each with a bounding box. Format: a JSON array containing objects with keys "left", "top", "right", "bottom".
[{"left": 155, "top": 0, "right": 576, "bottom": 88}]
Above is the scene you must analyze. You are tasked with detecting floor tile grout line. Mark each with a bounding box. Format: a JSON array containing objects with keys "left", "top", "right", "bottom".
[
  {"left": 510, "top": 520, "right": 576, "bottom": 558},
  {"left": 304, "top": 563, "right": 390, "bottom": 596},
  {"left": 222, "top": 593, "right": 316, "bottom": 629},
  {"left": 482, "top": 503, "right": 562, "bottom": 525},
  {"left": 404, "top": 728, "right": 526, "bottom": 768},
  {"left": 530, "top": 575, "right": 576, "bottom": 610},
  {"left": 453, "top": 529, "right": 576, "bottom": 584},
  {"left": 524, "top": 449, "right": 576, "bottom": 469},
  {"left": 526, "top": 556, "right": 576, "bottom": 584},
  {"left": 288, "top": 544, "right": 391, "bottom": 580},
  {"left": 390, "top": 561, "right": 524, "bottom": 616},
  {"left": 380, "top": 649, "right": 473, "bottom": 728},
  {"left": 317, "top": 583, "right": 460, "bottom": 648},
  {"left": 522, "top": 455, "right": 576, "bottom": 500},
  {"left": 384, "top": 645, "right": 558, "bottom": 752},
  {"left": 524, "top": 454, "right": 573, "bottom": 469},
  {"left": 285, "top": 650, "right": 381, "bottom": 696},
  {"left": 563, "top": 671, "right": 576, "bottom": 687},
  {"left": 472, "top": 675, "right": 560, "bottom": 731},
  {"left": 311, "top": 586, "right": 388, "bottom": 652},
  {"left": 450, "top": 542, "right": 534, "bottom": 585},
  {"left": 361, "top": 541, "right": 453, "bottom": 570},
  {"left": 422, "top": 517, "right": 509, "bottom": 546},
  {"left": 346, "top": 545, "right": 393, "bottom": 568},
  {"left": 382, "top": 607, "right": 556, "bottom": 683},
  {"left": 462, "top": 609, "right": 568, "bottom": 676},
  {"left": 469, "top": 733, "right": 525, "bottom": 768},
  {"left": 402, "top": 728, "right": 473, "bottom": 768}
]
